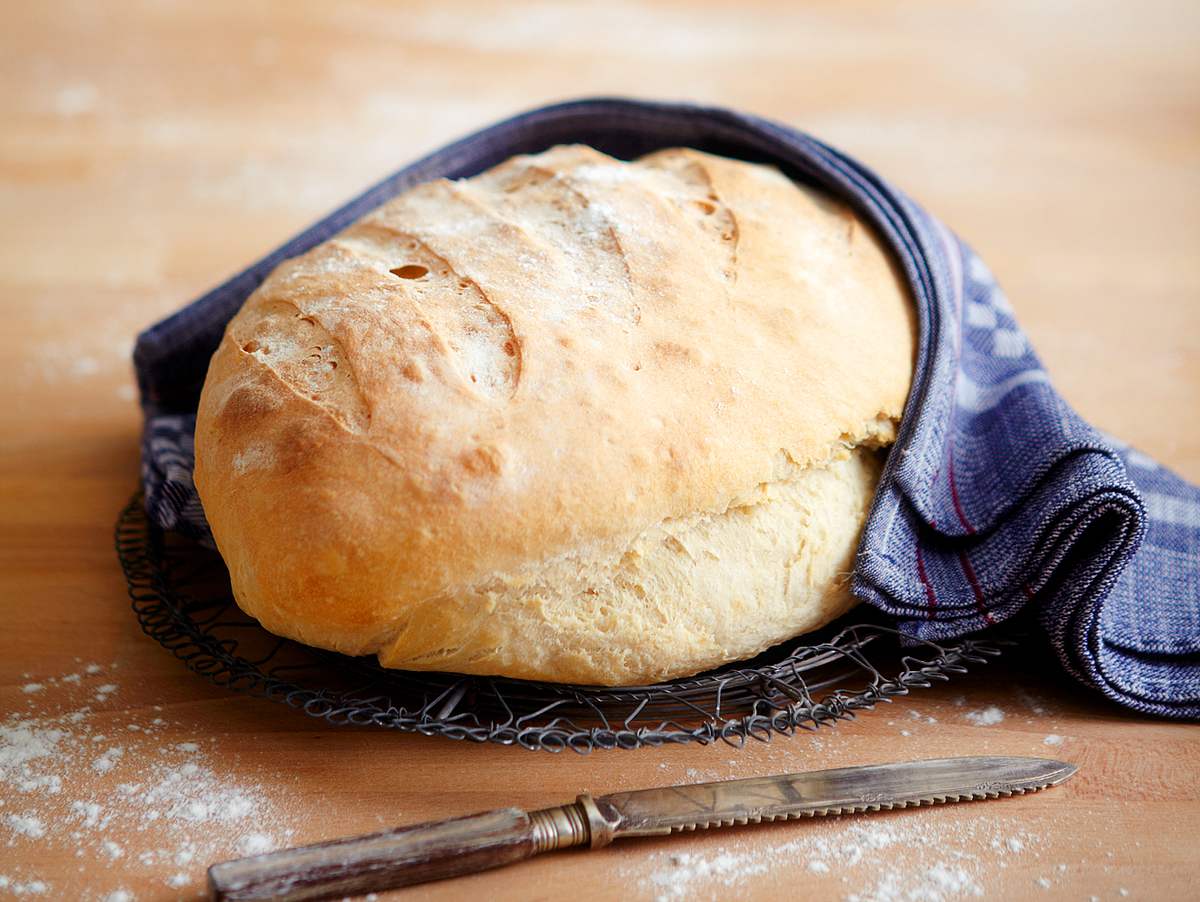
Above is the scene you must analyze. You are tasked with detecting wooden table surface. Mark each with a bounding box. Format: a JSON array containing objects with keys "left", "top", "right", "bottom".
[{"left": 3, "top": 1, "right": 1198, "bottom": 899}]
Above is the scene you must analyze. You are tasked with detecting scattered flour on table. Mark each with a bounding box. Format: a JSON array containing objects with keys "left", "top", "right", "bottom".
[
  {"left": 0, "top": 876, "right": 48, "bottom": 896},
  {"left": 1042, "top": 734, "right": 1064, "bottom": 746},
  {"left": 848, "top": 862, "right": 981, "bottom": 902},
  {"left": 5, "top": 815, "right": 46, "bottom": 840},
  {"left": 53, "top": 83, "right": 99, "bottom": 118},
  {"left": 627, "top": 813, "right": 1044, "bottom": 901},
  {"left": 965, "top": 706, "right": 1005, "bottom": 727},
  {"left": 648, "top": 850, "right": 770, "bottom": 895},
  {"left": 92, "top": 746, "right": 124, "bottom": 774},
  {"left": 21, "top": 328, "right": 134, "bottom": 384},
  {"left": 1015, "top": 688, "right": 1050, "bottom": 717},
  {"left": 238, "top": 833, "right": 274, "bottom": 855},
  {"left": 1, "top": 663, "right": 297, "bottom": 898},
  {"left": 93, "top": 684, "right": 118, "bottom": 703}
]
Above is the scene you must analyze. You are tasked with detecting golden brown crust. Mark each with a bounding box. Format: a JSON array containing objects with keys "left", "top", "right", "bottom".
[{"left": 194, "top": 145, "right": 915, "bottom": 684}]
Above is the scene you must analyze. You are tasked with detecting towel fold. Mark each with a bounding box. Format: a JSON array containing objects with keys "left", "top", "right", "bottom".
[{"left": 133, "top": 98, "right": 1200, "bottom": 718}]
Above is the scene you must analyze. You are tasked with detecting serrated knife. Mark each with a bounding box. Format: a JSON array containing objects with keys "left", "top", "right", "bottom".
[{"left": 208, "top": 756, "right": 1075, "bottom": 901}]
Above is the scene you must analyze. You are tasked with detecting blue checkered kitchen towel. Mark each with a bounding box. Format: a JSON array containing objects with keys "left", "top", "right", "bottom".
[{"left": 133, "top": 98, "right": 1200, "bottom": 719}]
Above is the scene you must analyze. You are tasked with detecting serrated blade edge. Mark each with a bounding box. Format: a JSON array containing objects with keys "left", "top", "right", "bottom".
[
  {"left": 658, "top": 783, "right": 1053, "bottom": 834},
  {"left": 596, "top": 756, "right": 1076, "bottom": 839}
]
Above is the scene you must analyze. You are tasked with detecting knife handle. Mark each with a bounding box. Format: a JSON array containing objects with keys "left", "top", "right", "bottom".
[{"left": 208, "top": 795, "right": 610, "bottom": 901}]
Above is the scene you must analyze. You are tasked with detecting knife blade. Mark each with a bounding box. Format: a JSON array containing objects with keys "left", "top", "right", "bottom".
[{"left": 207, "top": 756, "right": 1075, "bottom": 901}]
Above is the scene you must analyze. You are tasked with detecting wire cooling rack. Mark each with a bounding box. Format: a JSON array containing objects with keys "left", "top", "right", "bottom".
[{"left": 115, "top": 492, "right": 1002, "bottom": 753}]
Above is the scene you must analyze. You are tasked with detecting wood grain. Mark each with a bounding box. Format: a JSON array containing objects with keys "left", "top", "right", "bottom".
[{"left": 1, "top": 1, "right": 1198, "bottom": 900}]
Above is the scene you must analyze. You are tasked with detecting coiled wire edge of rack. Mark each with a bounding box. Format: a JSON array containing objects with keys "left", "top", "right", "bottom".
[{"left": 116, "top": 492, "right": 1003, "bottom": 753}]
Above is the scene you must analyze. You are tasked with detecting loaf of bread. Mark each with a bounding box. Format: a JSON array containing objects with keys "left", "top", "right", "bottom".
[{"left": 193, "top": 145, "right": 915, "bottom": 685}]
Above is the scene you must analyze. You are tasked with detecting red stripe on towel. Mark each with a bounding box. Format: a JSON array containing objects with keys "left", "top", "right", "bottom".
[
  {"left": 916, "top": 545, "right": 939, "bottom": 618},
  {"left": 947, "top": 448, "right": 976, "bottom": 535},
  {"left": 958, "top": 550, "right": 994, "bottom": 625}
]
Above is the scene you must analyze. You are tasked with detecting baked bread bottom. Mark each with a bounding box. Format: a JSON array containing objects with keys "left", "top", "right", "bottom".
[{"left": 373, "top": 445, "right": 883, "bottom": 684}]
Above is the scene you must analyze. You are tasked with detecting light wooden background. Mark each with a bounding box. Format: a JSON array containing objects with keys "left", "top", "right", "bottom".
[{"left": 2, "top": 1, "right": 1197, "bottom": 899}]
